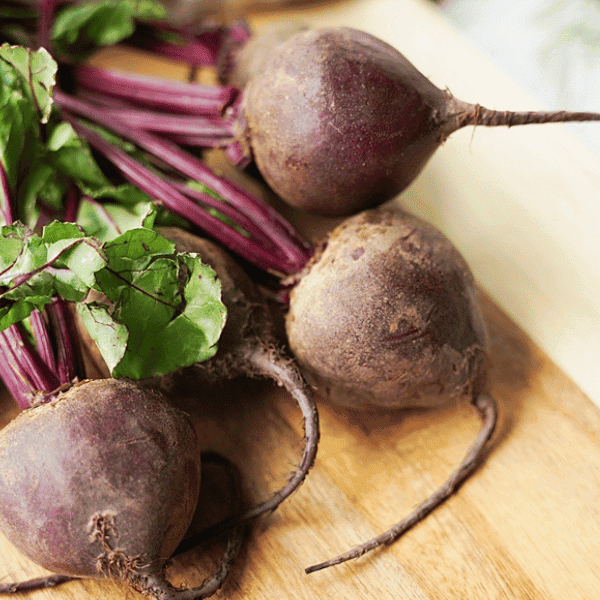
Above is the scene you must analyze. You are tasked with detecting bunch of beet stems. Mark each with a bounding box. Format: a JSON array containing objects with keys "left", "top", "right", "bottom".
[
  {"left": 67, "top": 62, "right": 250, "bottom": 163},
  {"left": 43, "top": 9, "right": 306, "bottom": 277},
  {"left": 0, "top": 177, "right": 81, "bottom": 410},
  {"left": 54, "top": 80, "right": 312, "bottom": 278},
  {"left": 0, "top": 300, "right": 80, "bottom": 409}
]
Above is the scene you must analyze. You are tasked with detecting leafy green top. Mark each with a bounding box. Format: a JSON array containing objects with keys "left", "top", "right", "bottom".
[
  {"left": 0, "top": 44, "right": 227, "bottom": 381},
  {"left": 0, "top": 221, "right": 227, "bottom": 379},
  {"left": 51, "top": 0, "right": 168, "bottom": 60},
  {"left": 0, "top": 42, "right": 158, "bottom": 229}
]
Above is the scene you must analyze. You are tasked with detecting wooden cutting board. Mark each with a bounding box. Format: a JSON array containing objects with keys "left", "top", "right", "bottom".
[
  {"left": 2, "top": 0, "right": 600, "bottom": 598},
  {"left": 2, "top": 291, "right": 600, "bottom": 599}
]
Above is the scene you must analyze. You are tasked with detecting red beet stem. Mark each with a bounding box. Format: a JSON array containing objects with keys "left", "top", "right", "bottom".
[
  {"left": 92, "top": 107, "right": 235, "bottom": 138},
  {"left": 169, "top": 181, "right": 279, "bottom": 251},
  {"left": 164, "top": 133, "right": 234, "bottom": 148},
  {"left": 46, "top": 298, "right": 80, "bottom": 385},
  {"left": 0, "top": 324, "right": 61, "bottom": 408},
  {"left": 29, "top": 309, "right": 57, "bottom": 375},
  {"left": 74, "top": 65, "right": 237, "bottom": 116},
  {"left": 129, "top": 22, "right": 233, "bottom": 67},
  {"left": 0, "top": 297, "right": 81, "bottom": 409},
  {"left": 145, "top": 37, "right": 219, "bottom": 67},
  {"left": 62, "top": 185, "right": 81, "bottom": 223},
  {"left": 37, "top": 0, "right": 60, "bottom": 51},
  {"left": 0, "top": 161, "right": 13, "bottom": 225},
  {"left": 0, "top": 329, "right": 35, "bottom": 409},
  {"left": 55, "top": 91, "right": 312, "bottom": 274}
]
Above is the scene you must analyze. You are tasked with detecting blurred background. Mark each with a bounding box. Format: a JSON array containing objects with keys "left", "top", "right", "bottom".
[{"left": 442, "top": 0, "right": 600, "bottom": 157}]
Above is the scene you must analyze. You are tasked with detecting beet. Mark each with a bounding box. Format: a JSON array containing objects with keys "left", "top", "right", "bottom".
[
  {"left": 238, "top": 26, "right": 600, "bottom": 216},
  {"left": 0, "top": 378, "right": 233, "bottom": 598},
  {"left": 281, "top": 207, "right": 498, "bottom": 572},
  {"left": 286, "top": 208, "right": 487, "bottom": 411}
]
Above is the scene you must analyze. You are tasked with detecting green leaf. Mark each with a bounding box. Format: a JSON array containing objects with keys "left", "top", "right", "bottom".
[
  {"left": 0, "top": 222, "right": 104, "bottom": 304},
  {"left": 0, "top": 224, "right": 48, "bottom": 285},
  {"left": 42, "top": 221, "right": 107, "bottom": 288},
  {"left": 0, "top": 223, "right": 227, "bottom": 380},
  {"left": 0, "top": 299, "right": 37, "bottom": 330},
  {"left": 101, "top": 227, "right": 175, "bottom": 275},
  {"left": 0, "top": 45, "right": 60, "bottom": 225},
  {"left": 41, "top": 221, "right": 86, "bottom": 244},
  {"left": 47, "top": 121, "right": 78, "bottom": 152},
  {"left": 77, "top": 198, "right": 158, "bottom": 243},
  {"left": 77, "top": 301, "right": 128, "bottom": 373},
  {"left": 131, "top": 0, "right": 168, "bottom": 19},
  {"left": 0, "top": 45, "right": 56, "bottom": 123},
  {"left": 47, "top": 121, "right": 116, "bottom": 189},
  {"left": 109, "top": 252, "right": 226, "bottom": 379},
  {"left": 92, "top": 229, "right": 226, "bottom": 379},
  {"left": 0, "top": 223, "right": 29, "bottom": 270},
  {"left": 45, "top": 121, "right": 156, "bottom": 208},
  {"left": 18, "top": 161, "right": 68, "bottom": 226},
  {"left": 52, "top": 0, "right": 167, "bottom": 60},
  {"left": 0, "top": 7, "right": 37, "bottom": 18},
  {"left": 0, "top": 54, "right": 40, "bottom": 199},
  {"left": 180, "top": 255, "right": 227, "bottom": 345}
]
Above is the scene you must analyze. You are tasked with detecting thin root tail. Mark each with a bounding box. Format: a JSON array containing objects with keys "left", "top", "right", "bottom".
[{"left": 305, "top": 392, "right": 498, "bottom": 574}]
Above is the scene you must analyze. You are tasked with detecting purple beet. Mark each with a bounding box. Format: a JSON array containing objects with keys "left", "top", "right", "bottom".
[
  {"left": 236, "top": 26, "right": 600, "bottom": 215},
  {"left": 0, "top": 378, "right": 229, "bottom": 599}
]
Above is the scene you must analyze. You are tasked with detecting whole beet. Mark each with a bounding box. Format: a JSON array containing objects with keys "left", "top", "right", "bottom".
[
  {"left": 0, "top": 378, "right": 203, "bottom": 596},
  {"left": 284, "top": 208, "right": 497, "bottom": 573},
  {"left": 240, "top": 26, "right": 600, "bottom": 216}
]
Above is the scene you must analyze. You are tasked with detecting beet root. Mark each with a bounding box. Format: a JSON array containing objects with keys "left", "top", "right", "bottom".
[
  {"left": 286, "top": 208, "right": 488, "bottom": 411},
  {"left": 305, "top": 392, "right": 497, "bottom": 573},
  {"left": 0, "top": 378, "right": 236, "bottom": 598},
  {"left": 285, "top": 208, "right": 498, "bottom": 571},
  {"left": 240, "top": 26, "right": 600, "bottom": 216}
]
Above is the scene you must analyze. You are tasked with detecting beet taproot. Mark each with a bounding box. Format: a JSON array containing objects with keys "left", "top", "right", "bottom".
[
  {"left": 0, "top": 378, "right": 240, "bottom": 598},
  {"left": 156, "top": 229, "right": 320, "bottom": 524},
  {"left": 286, "top": 208, "right": 487, "bottom": 411},
  {"left": 237, "top": 26, "right": 600, "bottom": 215}
]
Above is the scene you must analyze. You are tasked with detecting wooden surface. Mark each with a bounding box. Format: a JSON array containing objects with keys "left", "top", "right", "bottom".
[
  {"left": 2, "top": 293, "right": 600, "bottom": 599},
  {"left": 2, "top": 0, "right": 600, "bottom": 599}
]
